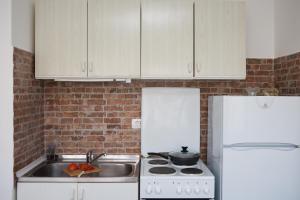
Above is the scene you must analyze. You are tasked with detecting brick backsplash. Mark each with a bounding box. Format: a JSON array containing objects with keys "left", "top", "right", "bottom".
[
  {"left": 15, "top": 47, "right": 299, "bottom": 169},
  {"left": 43, "top": 58, "right": 275, "bottom": 160},
  {"left": 274, "top": 52, "right": 300, "bottom": 96},
  {"left": 13, "top": 48, "right": 44, "bottom": 172}
]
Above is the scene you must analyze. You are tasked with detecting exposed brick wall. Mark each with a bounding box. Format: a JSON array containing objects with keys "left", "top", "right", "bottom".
[
  {"left": 44, "top": 82, "right": 141, "bottom": 155},
  {"left": 44, "top": 58, "right": 274, "bottom": 160},
  {"left": 13, "top": 48, "right": 44, "bottom": 172},
  {"left": 13, "top": 49, "right": 300, "bottom": 166},
  {"left": 274, "top": 52, "right": 300, "bottom": 95},
  {"left": 13, "top": 49, "right": 277, "bottom": 165}
]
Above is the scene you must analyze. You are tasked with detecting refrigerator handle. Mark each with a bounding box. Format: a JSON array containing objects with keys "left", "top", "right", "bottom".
[{"left": 224, "top": 143, "right": 300, "bottom": 151}]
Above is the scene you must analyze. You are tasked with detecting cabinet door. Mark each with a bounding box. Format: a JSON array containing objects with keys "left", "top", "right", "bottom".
[
  {"left": 141, "top": 0, "right": 194, "bottom": 79},
  {"left": 35, "top": 0, "right": 87, "bottom": 78},
  {"left": 17, "top": 183, "right": 77, "bottom": 200},
  {"left": 195, "top": 0, "right": 246, "bottom": 79},
  {"left": 78, "top": 183, "right": 138, "bottom": 200},
  {"left": 88, "top": 0, "right": 140, "bottom": 79}
]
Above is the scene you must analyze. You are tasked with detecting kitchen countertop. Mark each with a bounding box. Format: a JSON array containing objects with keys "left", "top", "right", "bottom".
[{"left": 17, "top": 154, "right": 140, "bottom": 183}]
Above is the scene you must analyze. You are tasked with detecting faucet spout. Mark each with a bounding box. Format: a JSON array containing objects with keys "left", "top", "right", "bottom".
[{"left": 86, "top": 150, "right": 106, "bottom": 164}]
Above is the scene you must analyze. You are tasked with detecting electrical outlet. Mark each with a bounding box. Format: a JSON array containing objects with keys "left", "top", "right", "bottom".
[{"left": 131, "top": 119, "right": 141, "bottom": 129}]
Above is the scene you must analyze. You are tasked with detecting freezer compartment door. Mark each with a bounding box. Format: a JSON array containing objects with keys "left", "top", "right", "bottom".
[
  {"left": 222, "top": 96, "right": 300, "bottom": 144},
  {"left": 222, "top": 147, "right": 300, "bottom": 200}
]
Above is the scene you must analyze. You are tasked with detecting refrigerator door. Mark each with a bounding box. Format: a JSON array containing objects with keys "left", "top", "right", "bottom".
[
  {"left": 222, "top": 97, "right": 300, "bottom": 144},
  {"left": 222, "top": 147, "right": 300, "bottom": 200}
]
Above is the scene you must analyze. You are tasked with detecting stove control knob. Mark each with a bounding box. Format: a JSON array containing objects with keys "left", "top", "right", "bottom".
[
  {"left": 185, "top": 187, "right": 192, "bottom": 195},
  {"left": 155, "top": 186, "right": 161, "bottom": 194},
  {"left": 176, "top": 186, "right": 182, "bottom": 194},
  {"left": 146, "top": 185, "right": 152, "bottom": 194},
  {"left": 194, "top": 187, "right": 200, "bottom": 194},
  {"left": 203, "top": 188, "right": 210, "bottom": 194}
]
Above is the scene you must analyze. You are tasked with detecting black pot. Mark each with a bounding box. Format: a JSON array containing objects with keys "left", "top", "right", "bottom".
[
  {"left": 148, "top": 146, "right": 200, "bottom": 166},
  {"left": 169, "top": 146, "right": 200, "bottom": 166}
]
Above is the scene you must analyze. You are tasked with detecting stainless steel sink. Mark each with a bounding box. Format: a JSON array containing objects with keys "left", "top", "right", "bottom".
[
  {"left": 18, "top": 155, "right": 140, "bottom": 183},
  {"left": 31, "top": 163, "right": 69, "bottom": 177},
  {"left": 29, "top": 162, "right": 134, "bottom": 178}
]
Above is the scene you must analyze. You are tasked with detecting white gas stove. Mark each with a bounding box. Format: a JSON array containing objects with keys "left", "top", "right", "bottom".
[
  {"left": 140, "top": 157, "right": 215, "bottom": 199},
  {"left": 140, "top": 88, "right": 215, "bottom": 199}
]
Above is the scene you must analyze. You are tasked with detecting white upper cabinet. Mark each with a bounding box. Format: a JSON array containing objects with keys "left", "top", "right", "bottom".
[
  {"left": 35, "top": 0, "right": 87, "bottom": 78},
  {"left": 141, "top": 0, "right": 194, "bottom": 79},
  {"left": 88, "top": 0, "right": 141, "bottom": 79},
  {"left": 35, "top": 0, "right": 246, "bottom": 80},
  {"left": 195, "top": 0, "right": 246, "bottom": 79}
]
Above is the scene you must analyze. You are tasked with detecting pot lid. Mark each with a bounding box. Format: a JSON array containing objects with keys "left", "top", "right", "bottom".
[
  {"left": 169, "top": 146, "right": 199, "bottom": 158},
  {"left": 141, "top": 88, "right": 201, "bottom": 155}
]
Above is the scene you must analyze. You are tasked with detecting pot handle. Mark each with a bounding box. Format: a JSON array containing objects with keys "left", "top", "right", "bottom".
[{"left": 147, "top": 152, "right": 169, "bottom": 159}]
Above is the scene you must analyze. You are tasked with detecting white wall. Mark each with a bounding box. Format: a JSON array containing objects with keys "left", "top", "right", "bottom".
[
  {"left": 0, "top": 1, "right": 15, "bottom": 200},
  {"left": 246, "top": 0, "right": 274, "bottom": 58},
  {"left": 274, "top": 0, "right": 300, "bottom": 57},
  {"left": 12, "top": 0, "right": 35, "bottom": 53}
]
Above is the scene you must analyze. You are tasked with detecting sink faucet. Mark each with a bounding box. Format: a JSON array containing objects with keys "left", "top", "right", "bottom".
[{"left": 86, "top": 150, "right": 107, "bottom": 164}]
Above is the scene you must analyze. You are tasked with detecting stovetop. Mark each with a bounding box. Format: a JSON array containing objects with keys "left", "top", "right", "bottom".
[{"left": 141, "top": 157, "right": 214, "bottom": 179}]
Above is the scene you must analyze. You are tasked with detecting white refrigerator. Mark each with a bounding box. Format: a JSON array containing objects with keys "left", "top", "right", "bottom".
[{"left": 208, "top": 96, "right": 300, "bottom": 200}]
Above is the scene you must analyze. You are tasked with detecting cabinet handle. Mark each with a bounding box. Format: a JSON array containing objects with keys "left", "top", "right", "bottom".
[
  {"left": 81, "top": 63, "right": 85, "bottom": 72},
  {"left": 85, "top": 62, "right": 88, "bottom": 73},
  {"left": 187, "top": 64, "right": 193, "bottom": 74},
  {"left": 196, "top": 64, "right": 201, "bottom": 73},
  {"left": 80, "top": 188, "right": 85, "bottom": 200},
  {"left": 88, "top": 62, "right": 94, "bottom": 73},
  {"left": 81, "top": 62, "right": 87, "bottom": 73}
]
